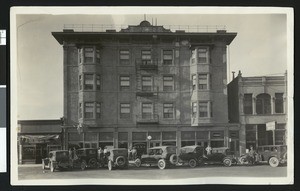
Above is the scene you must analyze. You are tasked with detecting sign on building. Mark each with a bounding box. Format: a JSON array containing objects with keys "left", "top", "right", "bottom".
[{"left": 266, "top": 121, "right": 276, "bottom": 131}]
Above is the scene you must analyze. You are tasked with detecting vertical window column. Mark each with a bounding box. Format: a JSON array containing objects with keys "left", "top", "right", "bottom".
[{"left": 252, "top": 97, "right": 257, "bottom": 115}]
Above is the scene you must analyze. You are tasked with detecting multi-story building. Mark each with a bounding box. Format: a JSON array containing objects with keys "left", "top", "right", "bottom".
[
  {"left": 52, "top": 20, "right": 239, "bottom": 155},
  {"left": 228, "top": 71, "right": 287, "bottom": 153}
]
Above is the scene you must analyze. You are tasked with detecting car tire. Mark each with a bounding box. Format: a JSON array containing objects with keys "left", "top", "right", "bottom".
[
  {"left": 42, "top": 160, "right": 45, "bottom": 170},
  {"left": 188, "top": 159, "right": 197, "bottom": 168},
  {"left": 269, "top": 157, "right": 279, "bottom": 167},
  {"left": 197, "top": 157, "right": 204, "bottom": 166},
  {"left": 88, "top": 158, "right": 98, "bottom": 168},
  {"left": 223, "top": 158, "right": 232, "bottom": 167},
  {"left": 108, "top": 160, "right": 113, "bottom": 171},
  {"left": 50, "top": 162, "right": 55, "bottom": 172},
  {"left": 116, "top": 156, "right": 126, "bottom": 167},
  {"left": 169, "top": 154, "right": 178, "bottom": 165},
  {"left": 80, "top": 160, "right": 87, "bottom": 171},
  {"left": 134, "top": 158, "right": 141, "bottom": 168},
  {"left": 239, "top": 155, "right": 248, "bottom": 165},
  {"left": 158, "top": 159, "right": 166, "bottom": 170}
]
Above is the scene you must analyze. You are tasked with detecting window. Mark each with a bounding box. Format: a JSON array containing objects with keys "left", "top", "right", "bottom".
[
  {"left": 84, "top": 102, "right": 100, "bottom": 119},
  {"left": 275, "top": 93, "right": 284, "bottom": 113},
  {"left": 78, "top": 48, "right": 83, "bottom": 63},
  {"left": 199, "top": 102, "right": 208, "bottom": 117},
  {"left": 198, "top": 48, "right": 209, "bottom": 64},
  {"left": 120, "top": 103, "right": 131, "bottom": 119},
  {"left": 243, "top": 94, "right": 253, "bottom": 114},
  {"left": 84, "top": 74, "right": 94, "bottom": 90},
  {"left": 198, "top": 74, "right": 208, "bottom": 90},
  {"left": 96, "top": 103, "right": 101, "bottom": 118},
  {"left": 79, "top": 75, "right": 83, "bottom": 90},
  {"left": 163, "top": 76, "right": 174, "bottom": 91},
  {"left": 84, "top": 47, "right": 94, "bottom": 63},
  {"left": 142, "top": 76, "right": 153, "bottom": 91},
  {"left": 163, "top": 103, "right": 174, "bottom": 119},
  {"left": 96, "top": 75, "right": 101, "bottom": 90},
  {"left": 192, "top": 102, "right": 197, "bottom": 118},
  {"left": 192, "top": 75, "right": 197, "bottom": 90},
  {"left": 256, "top": 93, "right": 271, "bottom": 114},
  {"left": 120, "top": 76, "right": 130, "bottom": 91},
  {"left": 84, "top": 102, "right": 94, "bottom": 119},
  {"left": 163, "top": 50, "right": 173, "bottom": 65},
  {"left": 96, "top": 49, "right": 100, "bottom": 63},
  {"left": 79, "top": 103, "right": 82, "bottom": 119},
  {"left": 120, "top": 50, "right": 130, "bottom": 65},
  {"left": 141, "top": 50, "right": 151, "bottom": 65},
  {"left": 142, "top": 103, "right": 153, "bottom": 119}
]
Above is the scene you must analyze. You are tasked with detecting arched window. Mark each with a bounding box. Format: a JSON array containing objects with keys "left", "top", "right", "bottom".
[{"left": 256, "top": 93, "right": 271, "bottom": 114}]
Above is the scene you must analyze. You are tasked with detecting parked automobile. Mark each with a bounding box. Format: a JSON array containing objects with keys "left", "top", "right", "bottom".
[
  {"left": 178, "top": 145, "right": 204, "bottom": 168},
  {"left": 76, "top": 148, "right": 99, "bottom": 169},
  {"left": 199, "top": 147, "right": 237, "bottom": 167},
  {"left": 106, "top": 148, "right": 129, "bottom": 170},
  {"left": 42, "top": 150, "right": 72, "bottom": 172},
  {"left": 257, "top": 145, "right": 287, "bottom": 167},
  {"left": 135, "top": 146, "right": 178, "bottom": 170}
]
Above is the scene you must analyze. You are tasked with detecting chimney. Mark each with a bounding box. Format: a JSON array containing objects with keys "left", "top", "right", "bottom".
[
  {"left": 238, "top": 70, "right": 242, "bottom": 77},
  {"left": 232, "top": 71, "right": 235, "bottom": 80}
]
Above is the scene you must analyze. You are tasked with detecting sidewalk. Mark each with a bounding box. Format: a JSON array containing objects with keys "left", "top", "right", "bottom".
[{"left": 18, "top": 163, "right": 41, "bottom": 167}]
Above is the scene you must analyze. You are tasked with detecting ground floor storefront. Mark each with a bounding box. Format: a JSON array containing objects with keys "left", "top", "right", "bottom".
[
  {"left": 18, "top": 134, "right": 62, "bottom": 164},
  {"left": 244, "top": 123, "right": 287, "bottom": 150},
  {"left": 64, "top": 124, "right": 242, "bottom": 156}
]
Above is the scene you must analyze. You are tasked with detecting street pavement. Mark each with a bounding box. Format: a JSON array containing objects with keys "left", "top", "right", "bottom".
[{"left": 18, "top": 163, "right": 287, "bottom": 180}]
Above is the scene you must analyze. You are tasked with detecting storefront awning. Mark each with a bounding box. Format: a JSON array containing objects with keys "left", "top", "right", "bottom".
[{"left": 20, "top": 134, "right": 61, "bottom": 144}]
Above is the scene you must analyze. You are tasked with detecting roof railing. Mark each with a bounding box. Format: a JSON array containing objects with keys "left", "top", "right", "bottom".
[{"left": 63, "top": 24, "right": 226, "bottom": 33}]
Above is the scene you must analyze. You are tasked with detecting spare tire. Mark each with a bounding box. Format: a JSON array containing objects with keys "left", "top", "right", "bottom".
[
  {"left": 169, "top": 154, "right": 178, "bottom": 165},
  {"left": 116, "top": 156, "right": 126, "bottom": 167}
]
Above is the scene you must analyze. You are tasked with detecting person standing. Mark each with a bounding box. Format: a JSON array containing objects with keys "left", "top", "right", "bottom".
[
  {"left": 205, "top": 144, "right": 212, "bottom": 155},
  {"left": 248, "top": 145, "right": 256, "bottom": 165}
]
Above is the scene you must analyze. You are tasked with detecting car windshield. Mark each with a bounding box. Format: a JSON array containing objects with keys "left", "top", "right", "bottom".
[
  {"left": 112, "top": 149, "right": 127, "bottom": 155},
  {"left": 56, "top": 151, "right": 69, "bottom": 158},
  {"left": 76, "top": 150, "right": 84, "bottom": 156},
  {"left": 166, "top": 147, "right": 176, "bottom": 154},
  {"left": 149, "top": 149, "right": 163, "bottom": 155},
  {"left": 180, "top": 147, "right": 195, "bottom": 154}
]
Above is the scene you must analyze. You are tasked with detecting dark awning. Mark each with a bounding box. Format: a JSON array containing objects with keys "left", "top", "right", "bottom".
[{"left": 20, "top": 134, "right": 61, "bottom": 144}]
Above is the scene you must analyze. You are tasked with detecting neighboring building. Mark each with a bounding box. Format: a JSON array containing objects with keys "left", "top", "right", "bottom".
[
  {"left": 52, "top": 20, "right": 240, "bottom": 155},
  {"left": 228, "top": 71, "right": 287, "bottom": 153},
  {"left": 18, "top": 120, "right": 63, "bottom": 164}
]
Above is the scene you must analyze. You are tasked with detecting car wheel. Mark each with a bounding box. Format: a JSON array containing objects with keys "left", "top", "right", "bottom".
[
  {"left": 50, "top": 162, "right": 55, "bottom": 172},
  {"left": 88, "top": 158, "right": 98, "bottom": 168},
  {"left": 80, "top": 160, "right": 87, "bottom": 171},
  {"left": 198, "top": 157, "right": 204, "bottom": 166},
  {"left": 188, "top": 159, "right": 197, "bottom": 168},
  {"left": 158, "top": 159, "right": 166, "bottom": 170},
  {"left": 108, "top": 160, "right": 113, "bottom": 171},
  {"left": 116, "top": 156, "right": 126, "bottom": 167},
  {"left": 42, "top": 160, "right": 45, "bottom": 170},
  {"left": 269, "top": 157, "right": 279, "bottom": 167},
  {"left": 134, "top": 158, "right": 141, "bottom": 168},
  {"left": 239, "top": 155, "right": 248, "bottom": 165},
  {"left": 223, "top": 158, "right": 232, "bottom": 167},
  {"left": 169, "top": 154, "right": 178, "bottom": 165}
]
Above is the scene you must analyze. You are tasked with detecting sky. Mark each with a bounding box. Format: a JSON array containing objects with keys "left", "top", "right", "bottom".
[{"left": 13, "top": 8, "right": 290, "bottom": 120}]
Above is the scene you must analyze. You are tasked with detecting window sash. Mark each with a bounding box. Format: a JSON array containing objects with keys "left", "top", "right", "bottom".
[
  {"left": 163, "top": 76, "right": 174, "bottom": 91},
  {"left": 199, "top": 102, "right": 208, "bottom": 117},
  {"left": 96, "top": 103, "right": 101, "bottom": 118},
  {"left": 243, "top": 94, "right": 253, "bottom": 114},
  {"left": 163, "top": 104, "right": 174, "bottom": 118},
  {"left": 84, "top": 47, "right": 94, "bottom": 62},
  {"left": 96, "top": 75, "right": 101, "bottom": 90},
  {"left": 275, "top": 93, "right": 284, "bottom": 113},
  {"left": 142, "top": 50, "right": 151, "bottom": 60},
  {"left": 198, "top": 74, "right": 208, "bottom": 89},
  {"left": 84, "top": 74, "right": 94, "bottom": 90},
  {"left": 84, "top": 102, "right": 94, "bottom": 118},
  {"left": 198, "top": 48, "right": 208, "bottom": 63}
]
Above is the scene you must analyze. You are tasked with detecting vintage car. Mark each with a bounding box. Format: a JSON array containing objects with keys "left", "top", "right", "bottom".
[
  {"left": 135, "top": 146, "right": 178, "bottom": 170},
  {"left": 106, "top": 148, "right": 129, "bottom": 170},
  {"left": 42, "top": 150, "right": 72, "bottom": 172},
  {"left": 178, "top": 145, "right": 204, "bottom": 168},
  {"left": 199, "top": 147, "right": 237, "bottom": 167},
  {"left": 257, "top": 145, "right": 287, "bottom": 167},
  {"left": 76, "top": 148, "right": 99, "bottom": 169}
]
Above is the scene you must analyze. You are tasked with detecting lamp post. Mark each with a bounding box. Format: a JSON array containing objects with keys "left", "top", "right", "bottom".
[{"left": 147, "top": 135, "right": 152, "bottom": 152}]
